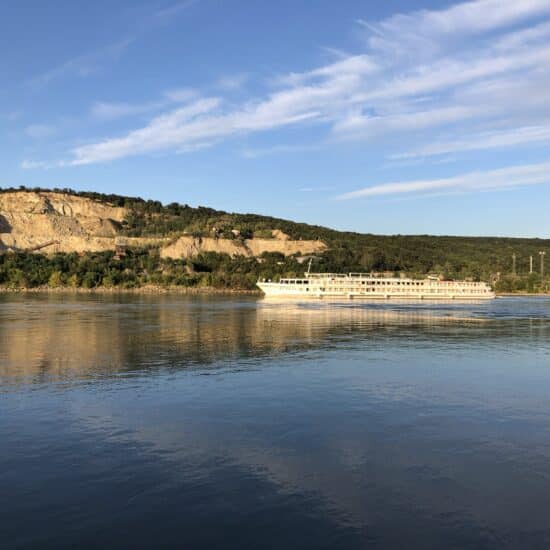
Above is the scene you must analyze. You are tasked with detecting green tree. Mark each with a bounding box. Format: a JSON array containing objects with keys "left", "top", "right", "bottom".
[
  {"left": 48, "top": 271, "right": 64, "bottom": 288},
  {"left": 82, "top": 271, "right": 100, "bottom": 288},
  {"left": 102, "top": 275, "right": 115, "bottom": 288},
  {"left": 8, "top": 268, "right": 28, "bottom": 288},
  {"left": 66, "top": 274, "right": 80, "bottom": 287}
]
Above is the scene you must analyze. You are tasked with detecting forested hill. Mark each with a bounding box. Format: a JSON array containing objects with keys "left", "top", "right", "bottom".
[{"left": 0, "top": 186, "right": 548, "bottom": 292}]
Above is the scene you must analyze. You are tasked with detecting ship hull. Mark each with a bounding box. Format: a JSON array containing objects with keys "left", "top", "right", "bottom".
[{"left": 257, "top": 282, "right": 496, "bottom": 300}]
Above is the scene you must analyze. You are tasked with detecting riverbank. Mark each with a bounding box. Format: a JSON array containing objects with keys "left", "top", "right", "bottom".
[
  {"left": 2, "top": 287, "right": 549, "bottom": 297},
  {"left": 0, "top": 285, "right": 261, "bottom": 295}
]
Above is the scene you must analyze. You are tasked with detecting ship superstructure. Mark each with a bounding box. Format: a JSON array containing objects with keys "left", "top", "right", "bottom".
[{"left": 257, "top": 272, "right": 495, "bottom": 300}]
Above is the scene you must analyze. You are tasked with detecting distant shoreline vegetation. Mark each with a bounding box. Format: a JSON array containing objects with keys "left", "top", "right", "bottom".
[{"left": 1, "top": 186, "right": 549, "bottom": 293}]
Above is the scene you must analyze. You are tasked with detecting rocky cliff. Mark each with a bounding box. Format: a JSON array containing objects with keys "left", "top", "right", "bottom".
[
  {"left": 160, "top": 235, "right": 326, "bottom": 259},
  {"left": 0, "top": 191, "right": 128, "bottom": 253},
  {"left": 0, "top": 191, "right": 326, "bottom": 258}
]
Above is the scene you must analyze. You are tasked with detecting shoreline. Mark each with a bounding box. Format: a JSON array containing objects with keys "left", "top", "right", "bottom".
[
  {"left": 1, "top": 286, "right": 549, "bottom": 297},
  {"left": 0, "top": 285, "right": 261, "bottom": 295}
]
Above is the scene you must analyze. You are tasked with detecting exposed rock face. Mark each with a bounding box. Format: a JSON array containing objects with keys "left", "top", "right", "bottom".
[
  {"left": 0, "top": 191, "right": 127, "bottom": 221},
  {"left": 160, "top": 235, "right": 326, "bottom": 259},
  {"left": 245, "top": 238, "right": 326, "bottom": 256},
  {"left": 0, "top": 192, "right": 128, "bottom": 253},
  {"left": 0, "top": 191, "right": 327, "bottom": 258},
  {"left": 160, "top": 236, "right": 249, "bottom": 259},
  {"left": 271, "top": 229, "right": 291, "bottom": 241}
]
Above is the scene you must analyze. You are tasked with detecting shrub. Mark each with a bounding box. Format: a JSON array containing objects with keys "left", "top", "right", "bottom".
[{"left": 48, "top": 271, "right": 64, "bottom": 288}]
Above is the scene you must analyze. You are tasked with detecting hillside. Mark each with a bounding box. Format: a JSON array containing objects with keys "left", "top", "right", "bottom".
[
  {"left": 0, "top": 190, "right": 325, "bottom": 258},
  {"left": 0, "top": 187, "right": 549, "bottom": 292}
]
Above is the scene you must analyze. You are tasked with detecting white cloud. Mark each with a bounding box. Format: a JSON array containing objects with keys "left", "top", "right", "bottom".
[
  {"left": 71, "top": 98, "right": 222, "bottom": 164},
  {"left": 333, "top": 105, "right": 487, "bottom": 139},
  {"left": 337, "top": 161, "right": 550, "bottom": 199},
  {"left": 26, "top": 0, "right": 550, "bottom": 169},
  {"left": 359, "top": 0, "right": 550, "bottom": 58},
  {"left": 274, "top": 54, "right": 378, "bottom": 88},
  {"left": 21, "top": 159, "right": 57, "bottom": 170},
  {"left": 68, "top": 71, "right": 360, "bottom": 164},
  {"left": 91, "top": 88, "right": 200, "bottom": 121},
  {"left": 70, "top": 90, "right": 323, "bottom": 165},
  {"left": 391, "top": 125, "right": 550, "bottom": 159}
]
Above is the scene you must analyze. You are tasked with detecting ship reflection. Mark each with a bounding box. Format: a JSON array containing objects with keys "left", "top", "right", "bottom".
[{"left": 0, "top": 294, "right": 542, "bottom": 384}]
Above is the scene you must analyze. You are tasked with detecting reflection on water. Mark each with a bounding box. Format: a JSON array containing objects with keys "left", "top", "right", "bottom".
[
  {"left": 2, "top": 294, "right": 548, "bottom": 385},
  {"left": 1, "top": 294, "right": 550, "bottom": 549}
]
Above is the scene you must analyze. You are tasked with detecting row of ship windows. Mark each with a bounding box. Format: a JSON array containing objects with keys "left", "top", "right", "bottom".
[
  {"left": 279, "top": 280, "right": 485, "bottom": 287},
  {"left": 277, "top": 286, "right": 489, "bottom": 294},
  {"left": 348, "top": 288, "right": 489, "bottom": 293},
  {"left": 280, "top": 280, "right": 427, "bottom": 286}
]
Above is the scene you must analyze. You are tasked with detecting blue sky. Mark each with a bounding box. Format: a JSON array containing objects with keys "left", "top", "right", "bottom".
[{"left": 2, "top": 0, "right": 550, "bottom": 237}]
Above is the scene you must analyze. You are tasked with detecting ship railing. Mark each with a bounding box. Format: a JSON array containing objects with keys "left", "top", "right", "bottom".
[{"left": 307, "top": 272, "right": 374, "bottom": 279}]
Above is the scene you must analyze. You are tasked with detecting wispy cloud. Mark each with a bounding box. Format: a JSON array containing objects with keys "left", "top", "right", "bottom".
[
  {"left": 155, "top": 0, "right": 198, "bottom": 20},
  {"left": 91, "top": 87, "right": 199, "bottom": 121},
  {"left": 391, "top": 125, "right": 550, "bottom": 159},
  {"left": 216, "top": 73, "right": 249, "bottom": 91},
  {"left": 28, "top": 39, "right": 132, "bottom": 90},
  {"left": 163, "top": 87, "right": 197, "bottom": 102},
  {"left": 300, "top": 185, "right": 339, "bottom": 193},
  {"left": 61, "top": 64, "right": 370, "bottom": 164},
  {"left": 70, "top": 98, "right": 222, "bottom": 164},
  {"left": 337, "top": 161, "right": 550, "bottom": 199},
  {"left": 90, "top": 101, "right": 162, "bottom": 121},
  {"left": 242, "top": 143, "right": 324, "bottom": 159},
  {"left": 26, "top": 0, "right": 198, "bottom": 92},
  {"left": 23, "top": 0, "right": 550, "bottom": 170},
  {"left": 333, "top": 105, "right": 487, "bottom": 139},
  {"left": 25, "top": 124, "right": 56, "bottom": 139},
  {"left": 20, "top": 159, "right": 55, "bottom": 170},
  {"left": 358, "top": 0, "right": 550, "bottom": 58}
]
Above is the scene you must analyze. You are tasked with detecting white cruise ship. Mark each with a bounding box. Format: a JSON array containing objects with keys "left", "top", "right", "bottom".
[{"left": 257, "top": 272, "right": 495, "bottom": 300}]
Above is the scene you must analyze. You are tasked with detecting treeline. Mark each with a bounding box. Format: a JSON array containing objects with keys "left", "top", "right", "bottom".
[
  {"left": 0, "top": 249, "right": 304, "bottom": 290},
  {"left": 2, "top": 187, "right": 550, "bottom": 289},
  {"left": 494, "top": 274, "right": 549, "bottom": 293},
  {"left": 1, "top": 248, "right": 548, "bottom": 293}
]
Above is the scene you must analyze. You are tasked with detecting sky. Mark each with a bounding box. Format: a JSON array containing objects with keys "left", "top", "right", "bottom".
[{"left": 2, "top": 0, "right": 550, "bottom": 237}]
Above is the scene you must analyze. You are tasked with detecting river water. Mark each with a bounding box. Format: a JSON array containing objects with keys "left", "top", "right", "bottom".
[{"left": 2, "top": 294, "right": 550, "bottom": 549}]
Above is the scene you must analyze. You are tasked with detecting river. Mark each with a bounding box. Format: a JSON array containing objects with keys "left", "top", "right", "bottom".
[{"left": 2, "top": 294, "right": 550, "bottom": 549}]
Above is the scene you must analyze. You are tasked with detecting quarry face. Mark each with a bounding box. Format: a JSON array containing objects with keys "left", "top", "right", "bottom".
[{"left": 0, "top": 192, "right": 326, "bottom": 258}]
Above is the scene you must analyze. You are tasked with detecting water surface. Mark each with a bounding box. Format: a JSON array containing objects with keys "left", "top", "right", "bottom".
[{"left": 2, "top": 294, "right": 550, "bottom": 549}]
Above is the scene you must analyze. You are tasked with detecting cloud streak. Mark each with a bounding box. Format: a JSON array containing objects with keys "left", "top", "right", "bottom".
[
  {"left": 391, "top": 125, "right": 550, "bottom": 159},
  {"left": 71, "top": 98, "right": 222, "bottom": 164},
  {"left": 22, "top": 0, "right": 550, "bottom": 170},
  {"left": 28, "top": 39, "right": 132, "bottom": 89},
  {"left": 90, "top": 101, "right": 164, "bottom": 121},
  {"left": 359, "top": 0, "right": 550, "bottom": 58},
  {"left": 337, "top": 161, "right": 550, "bottom": 199}
]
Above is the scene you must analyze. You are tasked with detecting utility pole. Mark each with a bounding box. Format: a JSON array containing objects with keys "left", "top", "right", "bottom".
[
  {"left": 540, "top": 251, "right": 546, "bottom": 278},
  {"left": 512, "top": 253, "right": 516, "bottom": 276},
  {"left": 530, "top": 256, "right": 533, "bottom": 274}
]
